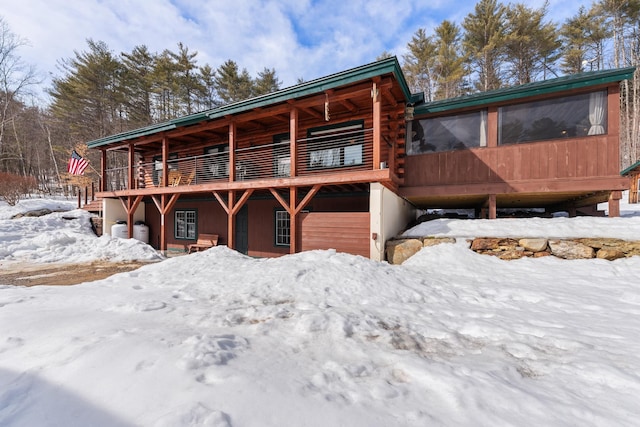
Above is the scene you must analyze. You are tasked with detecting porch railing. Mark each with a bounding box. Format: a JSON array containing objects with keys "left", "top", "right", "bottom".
[{"left": 103, "top": 128, "right": 374, "bottom": 191}]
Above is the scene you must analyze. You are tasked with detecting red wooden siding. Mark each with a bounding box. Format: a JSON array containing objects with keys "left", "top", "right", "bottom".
[
  {"left": 299, "top": 212, "right": 370, "bottom": 257},
  {"left": 404, "top": 135, "right": 621, "bottom": 187}
]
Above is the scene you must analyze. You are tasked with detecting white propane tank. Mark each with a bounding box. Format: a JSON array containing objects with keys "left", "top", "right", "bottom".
[
  {"left": 111, "top": 222, "right": 128, "bottom": 239},
  {"left": 133, "top": 223, "right": 149, "bottom": 243}
]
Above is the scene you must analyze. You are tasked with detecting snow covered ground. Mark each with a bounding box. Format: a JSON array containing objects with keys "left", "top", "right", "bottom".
[{"left": 1, "top": 195, "right": 640, "bottom": 426}]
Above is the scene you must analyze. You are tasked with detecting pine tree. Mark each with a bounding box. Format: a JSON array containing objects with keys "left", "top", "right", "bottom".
[
  {"left": 49, "top": 39, "right": 125, "bottom": 141},
  {"left": 197, "top": 64, "right": 219, "bottom": 110},
  {"left": 170, "top": 42, "right": 204, "bottom": 115},
  {"left": 402, "top": 28, "right": 436, "bottom": 101},
  {"left": 462, "top": 0, "right": 507, "bottom": 91},
  {"left": 121, "top": 45, "right": 155, "bottom": 127},
  {"left": 503, "top": 2, "right": 561, "bottom": 85},
  {"left": 253, "top": 67, "right": 281, "bottom": 96},
  {"left": 433, "top": 20, "right": 467, "bottom": 99},
  {"left": 215, "top": 60, "right": 253, "bottom": 104}
]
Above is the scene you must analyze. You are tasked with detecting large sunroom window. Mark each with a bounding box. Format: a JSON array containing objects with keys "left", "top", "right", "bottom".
[
  {"left": 499, "top": 90, "right": 607, "bottom": 145},
  {"left": 408, "top": 110, "right": 487, "bottom": 155}
]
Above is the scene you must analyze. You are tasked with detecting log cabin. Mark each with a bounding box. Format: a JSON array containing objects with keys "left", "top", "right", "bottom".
[{"left": 86, "top": 57, "right": 635, "bottom": 259}]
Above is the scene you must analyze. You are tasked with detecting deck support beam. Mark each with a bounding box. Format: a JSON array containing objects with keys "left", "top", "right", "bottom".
[
  {"left": 150, "top": 193, "right": 180, "bottom": 254},
  {"left": 608, "top": 190, "right": 621, "bottom": 217}
]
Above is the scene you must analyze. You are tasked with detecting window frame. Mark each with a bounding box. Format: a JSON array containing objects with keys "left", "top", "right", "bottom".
[
  {"left": 307, "top": 120, "right": 365, "bottom": 170},
  {"left": 174, "top": 209, "right": 197, "bottom": 240},
  {"left": 153, "top": 153, "right": 178, "bottom": 185},
  {"left": 407, "top": 110, "right": 487, "bottom": 155},
  {"left": 273, "top": 133, "right": 291, "bottom": 178},
  {"left": 498, "top": 89, "right": 607, "bottom": 145},
  {"left": 204, "top": 144, "right": 230, "bottom": 179},
  {"left": 274, "top": 208, "right": 309, "bottom": 247}
]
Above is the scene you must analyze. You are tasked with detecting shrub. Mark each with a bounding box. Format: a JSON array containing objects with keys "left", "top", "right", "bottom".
[{"left": 0, "top": 172, "right": 37, "bottom": 206}]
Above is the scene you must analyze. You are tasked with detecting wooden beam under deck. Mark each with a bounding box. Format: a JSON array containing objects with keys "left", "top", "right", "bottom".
[{"left": 97, "top": 169, "right": 392, "bottom": 198}]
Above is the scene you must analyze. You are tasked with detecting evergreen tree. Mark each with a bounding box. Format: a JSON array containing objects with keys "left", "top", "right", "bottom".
[
  {"left": 560, "top": 6, "right": 608, "bottom": 74},
  {"left": 120, "top": 45, "right": 155, "bottom": 127},
  {"left": 49, "top": 39, "right": 125, "bottom": 141},
  {"left": 433, "top": 20, "right": 467, "bottom": 99},
  {"left": 170, "top": 42, "right": 203, "bottom": 115},
  {"left": 197, "top": 64, "right": 219, "bottom": 110},
  {"left": 402, "top": 28, "right": 436, "bottom": 101},
  {"left": 462, "top": 0, "right": 507, "bottom": 91},
  {"left": 253, "top": 67, "right": 281, "bottom": 96},
  {"left": 215, "top": 60, "right": 253, "bottom": 104},
  {"left": 151, "top": 49, "right": 180, "bottom": 121},
  {"left": 503, "top": 2, "right": 561, "bottom": 84}
]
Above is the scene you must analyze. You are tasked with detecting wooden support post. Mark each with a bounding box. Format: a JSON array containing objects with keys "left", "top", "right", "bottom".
[
  {"left": 290, "top": 187, "right": 297, "bottom": 254},
  {"left": 128, "top": 143, "right": 135, "bottom": 190},
  {"left": 372, "top": 81, "right": 381, "bottom": 169},
  {"left": 161, "top": 136, "right": 169, "bottom": 187},
  {"left": 227, "top": 191, "right": 236, "bottom": 249},
  {"left": 609, "top": 190, "right": 622, "bottom": 217},
  {"left": 290, "top": 107, "right": 298, "bottom": 177},
  {"left": 151, "top": 194, "right": 180, "bottom": 254},
  {"left": 127, "top": 197, "right": 134, "bottom": 238},
  {"left": 229, "top": 122, "right": 236, "bottom": 182},
  {"left": 101, "top": 149, "right": 107, "bottom": 192},
  {"left": 488, "top": 194, "right": 497, "bottom": 219}
]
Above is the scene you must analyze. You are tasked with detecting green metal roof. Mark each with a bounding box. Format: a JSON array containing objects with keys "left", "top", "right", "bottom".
[
  {"left": 621, "top": 159, "right": 640, "bottom": 176},
  {"left": 87, "top": 57, "right": 414, "bottom": 148},
  {"left": 415, "top": 66, "right": 637, "bottom": 115}
]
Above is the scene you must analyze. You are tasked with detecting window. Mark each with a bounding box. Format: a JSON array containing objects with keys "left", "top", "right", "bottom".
[
  {"left": 153, "top": 153, "right": 178, "bottom": 185},
  {"left": 408, "top": 110, "right": 487, "bottom": 155},
  {"left": 499, "top": 90, "right": 607, "bottom": 145},
  {"left": 308, "top": 121, "right": 364, "bottom": 169},
  {"left": 275, "top": 210, "right": 290, "bottom": 246},
  {"left": 273, "top": 134, "right": 290, "bottom": 177},
  {"left": 205, "top": 145, "right": 229, "bottom": 179},
  {"left": 175, "top": 209, "right": 197, "bottom": 239},
  {"left": 274, "top": 209, "right": 308, "bottom": 246}
]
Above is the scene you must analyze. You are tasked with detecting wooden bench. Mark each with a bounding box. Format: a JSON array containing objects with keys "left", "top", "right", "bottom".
[{"left": 188, "top": 233, "right": 219, "bottom": 253}]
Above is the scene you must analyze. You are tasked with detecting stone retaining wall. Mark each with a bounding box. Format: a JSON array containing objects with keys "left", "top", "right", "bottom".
[{"left": 386, "top": 237, "right": 640, "bottom": 264}]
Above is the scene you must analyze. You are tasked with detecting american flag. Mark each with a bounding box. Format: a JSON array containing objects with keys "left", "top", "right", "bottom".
[{"left": 67, "top": 150, "right": 89, "bottom": 175}]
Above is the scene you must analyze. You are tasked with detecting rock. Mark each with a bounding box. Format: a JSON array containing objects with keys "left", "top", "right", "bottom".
[
  {"left": 596, "top": 248, "right": 626, "bottom": 261},
  {"left": 498, "top": 249, "right": 528, "bottom": 260},
  {"left": 548, "top": 240, "right": 595, "bottom": 260},
  {"left": 577, "top": 238, "right": 625, "bottom": 249},
  {"left": 11, "top": 208, "right": 52, "bottom": 219},
  {"left": 518, "top": 238, "right": 548, "bottom": 253},
  {"left": 386, "top": 239, "right": 423, "bottom": 264},
  {"left": 470, "top": 238, "right": 518, "bottom": 251},
  {"left": 422, "top": 237, "right": 456, "bottom": 247},
  {"left": 533, "top": 251, "right": 552, "bottom": 258}
]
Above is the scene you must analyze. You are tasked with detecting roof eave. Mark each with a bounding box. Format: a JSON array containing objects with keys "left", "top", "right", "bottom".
[{"left": 415, "top": 67, "right": 637, "bottom": 115}]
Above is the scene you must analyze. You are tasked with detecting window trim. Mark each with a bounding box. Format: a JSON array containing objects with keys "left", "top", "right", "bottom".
[
  {"left": 174, "top": 209, "right": 197, "bottom": 240},
  {"left": 274, "top": 208, "right": 309, "bottom": 247}
]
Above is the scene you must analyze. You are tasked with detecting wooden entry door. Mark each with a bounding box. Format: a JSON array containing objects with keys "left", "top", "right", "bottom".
[{"left": 235, "top": 205, "right": 248, "bottom": 254}]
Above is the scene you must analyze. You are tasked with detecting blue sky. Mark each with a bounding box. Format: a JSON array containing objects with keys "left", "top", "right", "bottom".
[{"left": 3, "top": 0, "right": 591, "bottom": 102}]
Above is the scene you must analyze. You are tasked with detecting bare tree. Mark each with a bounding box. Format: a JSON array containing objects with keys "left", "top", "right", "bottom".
[{"left": 0, "top": 17, "right": 38, "bottom": 170}]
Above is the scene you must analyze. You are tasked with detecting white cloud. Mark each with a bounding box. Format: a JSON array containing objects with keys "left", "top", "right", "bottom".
[{"left": 2, "top": 0, "right": 592, "bottom": 103}]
